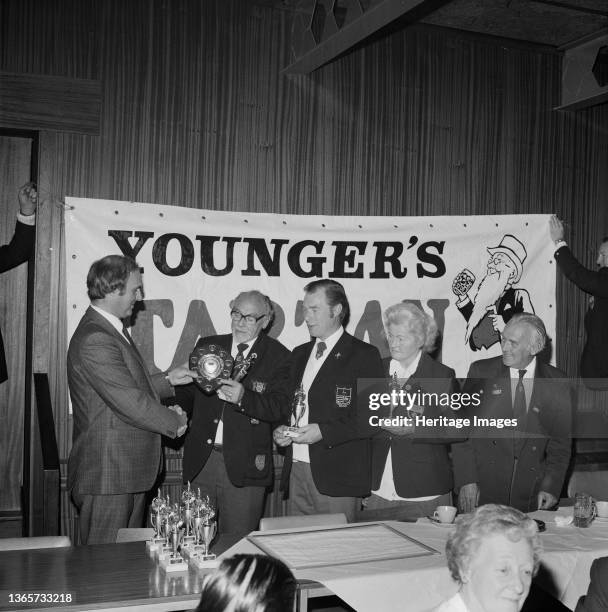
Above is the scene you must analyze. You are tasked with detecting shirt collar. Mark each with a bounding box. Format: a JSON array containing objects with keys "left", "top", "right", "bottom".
[
  {"left": 231, "top": 336, "right": 257, "bottom": 358},
  {"left": 91, "top": 304, "right": 125, "bottom": 336},
  {"left": 315, "top": 326, "right": 343, "bottom": 354},
  {"left": 510, "top": 356, "right": 536, "bottom": 379},
  {"left": 390, "top": 350, "right": 422, "bottom": 380}
]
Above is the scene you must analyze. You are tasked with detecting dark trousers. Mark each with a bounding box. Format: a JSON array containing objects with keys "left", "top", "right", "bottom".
[
  {"left": 190, "top": 448, "right": 266, "bottom": 538},
  {"left": 72, "top": 491, "right": 146, "bottom": 545}
]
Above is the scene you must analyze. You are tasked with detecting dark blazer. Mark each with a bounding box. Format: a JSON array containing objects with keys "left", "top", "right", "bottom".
[
  {"left": 555, "top": 245, "right": 608, "bottom": 386},
  {"left": 0, "top": 221, "right": 35, "bottom": 382},
  {"left": 370, "top": 353, "right": 463, "bottom": 498},
  {"left": 67, "top": 307, "right": 183, "bottom": 495},
  {"left": 452, "top": 356, "right": 572, "bottom": 512},
  {"left": 575, "top": 557, "right": 608, "bottom": 612},
  {"left": 280, "top": 331, "right": 384, "bottom": 497},
  {"left": 178, "top": 333, "right": 290, "bottom": 487}
]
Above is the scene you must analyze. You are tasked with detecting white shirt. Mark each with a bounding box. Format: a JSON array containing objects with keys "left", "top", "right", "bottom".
[
  {"left": 17, "top": 212, "right": 35, "bottom": 226},
  {"left": 509, "top": 357, "right": 536, "bottom": 414},
  {"left": 292, "top": 327, "right": 344, "bottom": 464},
  {"left": 434, "top": 592, "right": 469, "bottom": 612},
  {"left": 214, "top": 337, "right": 257, "bottom": 445},
  {"left": 374, "top": 350, "right": 441, "bottom": 502}
]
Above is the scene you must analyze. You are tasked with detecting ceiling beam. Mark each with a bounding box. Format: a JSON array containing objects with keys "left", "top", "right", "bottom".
[{"left": 283, "top": 0, "right": 443, "bottom": 75}]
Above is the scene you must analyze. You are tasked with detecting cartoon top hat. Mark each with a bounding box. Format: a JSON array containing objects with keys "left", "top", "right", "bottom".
[{"left": 487, "top": 234, "right": 527, "bottom": 283}]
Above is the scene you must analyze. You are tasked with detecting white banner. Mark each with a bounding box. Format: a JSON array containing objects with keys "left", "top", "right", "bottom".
[{"left": 64, "top": 198, "right": 556, "bottom": 378}]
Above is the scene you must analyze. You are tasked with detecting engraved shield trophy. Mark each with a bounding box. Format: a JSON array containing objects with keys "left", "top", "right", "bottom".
[{"left": 189, "top": 343, "right": 234, "bottom": 393}]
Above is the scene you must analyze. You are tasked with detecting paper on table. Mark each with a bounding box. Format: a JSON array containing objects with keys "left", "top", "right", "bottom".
[{"left": 247, "top": 523, "right": 438, "bottom": 570}]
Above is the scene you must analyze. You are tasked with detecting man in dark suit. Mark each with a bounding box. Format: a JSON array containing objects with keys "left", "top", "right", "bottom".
[
  {"left": 453, "top": 313, "right": 572, "bottom": 513},
  {"left": 177, "top": 290, "right": 290, "bottom": 537},
  {"left": 68, "top": 255, "right": 192, "bottom": 544},
  {"left": 550, "top": 215, "right": 608, "bottom": 389},
  {"left": 358, "top": 302, "right": 463, "bottom": 522},
  {"left": 274, "top": 280, "right": 384, "bottom": 522},
  {"left": 0, "top": 182, "right": 37, "bottom": 383}
]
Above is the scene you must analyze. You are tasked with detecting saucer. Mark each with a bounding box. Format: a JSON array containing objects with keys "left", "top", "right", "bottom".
[{"left": 426, "top": 516, "right": 456, "bottom": 528}]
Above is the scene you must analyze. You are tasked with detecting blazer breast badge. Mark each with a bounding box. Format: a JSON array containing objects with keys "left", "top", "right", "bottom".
[{"left": 335, "top": 386, "right": 352, "bottom": 408}]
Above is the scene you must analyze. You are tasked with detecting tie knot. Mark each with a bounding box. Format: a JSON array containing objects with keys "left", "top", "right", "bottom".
[
  {"left": 315, "top": 341, "right": 327, "bottom": 359},
  {"left": 518, "top": 369, "right": 527, "bottom": 380},
  {"left": 237, "top": 343, "right": 248, "bottom": 354}
]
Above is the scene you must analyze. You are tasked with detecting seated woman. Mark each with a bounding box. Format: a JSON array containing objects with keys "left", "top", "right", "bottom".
[
  {"left": 436, "top": 504, "right": 541, "bottom": 612},
  {"left": 357, "top": 302, "right": 463, "bottom": 522},
  {"left": 195, "top": 553, "right": 296, "bottom": 612}
]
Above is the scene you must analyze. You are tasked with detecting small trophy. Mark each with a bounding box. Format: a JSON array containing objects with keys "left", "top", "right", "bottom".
[
  {"left": 388, "top": 372, "right": 401, "bottom": 418},
  {"left": 284, "top": 385, "right": 306, "bottom": 438},
  {"left": 159, "top": 504, "right": 188, "bottom": 572},
  {"left": 232, "top": 352, "right": 257, "bottom": 382},
  {"left": 189, "top": 343, "right": 234, "bottom": 393},
  {"left": 180, "top": 482, "right": 197, "bottom": 552},
  {"left": 189, "top": 494, "right": 218, "bottom": 569},
  {"left": 147, "top": 488, "right": 167, "bottom": 554}
]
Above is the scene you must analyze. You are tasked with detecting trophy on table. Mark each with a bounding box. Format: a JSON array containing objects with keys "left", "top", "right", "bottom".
[
  {"left": 159, "top": 503, "right": 188, "bottom": 572},
  {"left": 180, "top": 482, "right": 197, "bottom": 552},
  {"left": 284, "top": 384, "right": 306, "bottom": 438},
  {"left": 147, "top": 488, "right": 167, "bottom": 553},
  {"left": 189, "top": 493, "right": 218, "bottom": 569}
]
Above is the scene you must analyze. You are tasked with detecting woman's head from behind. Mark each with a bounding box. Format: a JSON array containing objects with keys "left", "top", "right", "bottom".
[
  {"left": 195, "top": 554, "right": 296, "bottom": 612},
  {"left": 445, "top": 504, "right": 541, "bottom": 612}
]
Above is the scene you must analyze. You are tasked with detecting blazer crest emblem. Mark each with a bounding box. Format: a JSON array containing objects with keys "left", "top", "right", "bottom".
[{"left": 335, "top": 386, "right": 352, "bottom": 408}]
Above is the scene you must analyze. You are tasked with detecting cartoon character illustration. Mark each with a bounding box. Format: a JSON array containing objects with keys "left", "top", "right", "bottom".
[{"left": 452, "top": 234, "right": 534, "bottom": 351}]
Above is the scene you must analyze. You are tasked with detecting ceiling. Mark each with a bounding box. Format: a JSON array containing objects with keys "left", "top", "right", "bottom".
[{"left": 420, "top": 0, "right": 608, "bottom": 48}]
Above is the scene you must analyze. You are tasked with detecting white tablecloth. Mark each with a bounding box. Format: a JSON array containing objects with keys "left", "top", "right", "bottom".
[{"left": 221, "top": 512, "right": 608, "bottom": 612}]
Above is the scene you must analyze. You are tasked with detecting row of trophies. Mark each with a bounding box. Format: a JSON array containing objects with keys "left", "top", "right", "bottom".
[{"left": 147, "top": 483, "right": 218, "bottom": 572}]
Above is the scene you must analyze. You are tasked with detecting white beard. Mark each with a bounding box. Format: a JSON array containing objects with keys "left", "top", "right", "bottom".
[{"left": 465, "top": 270, "right": 510, "bottom": 342}]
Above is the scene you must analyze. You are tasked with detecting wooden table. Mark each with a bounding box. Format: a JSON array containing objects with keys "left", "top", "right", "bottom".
[{"left": 0, "top": 538, "right": 239, "bottom": 612}]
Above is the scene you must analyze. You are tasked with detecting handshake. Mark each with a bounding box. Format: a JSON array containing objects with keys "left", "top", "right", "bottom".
[{"left": 167, "top": 405, "right": 189, "bottom": 438}]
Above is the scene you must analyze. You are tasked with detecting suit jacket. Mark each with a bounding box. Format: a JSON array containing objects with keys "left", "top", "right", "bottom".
[
  {"left": 458, "top": 287, "right": 532, "bottom": 351},
  {"left": 178, "top": 333, "right": 290, "bottom": 487},
  {"left": 452, "top": 356, "right": 572, "bottom": 512},
  {"left": 555, "top": 245, "right": 608, "bottom": 386},
  {"left": 67, "top": 307, "right": 183, "bottom": 495},
  {"left": 0, "top": 221, "right": 35, "bottom": 382},
  {"left": 575, "top": 557, "right": 608, "bottom": 612},
  {"left": 370, "top": 354, "right": 464, "bottom": 498},
  {"left": 280, "top": 331, "right": 384, "bottom": 497}
]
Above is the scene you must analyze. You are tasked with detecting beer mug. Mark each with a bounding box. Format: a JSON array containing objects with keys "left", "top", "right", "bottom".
[{"left": 573, "top": 492, "right": 596, "bottom": 527}]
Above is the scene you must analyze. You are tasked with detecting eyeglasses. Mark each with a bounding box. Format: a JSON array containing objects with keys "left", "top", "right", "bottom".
[{"left": 230, "top": 309, "right": 266, "bottom": 325}]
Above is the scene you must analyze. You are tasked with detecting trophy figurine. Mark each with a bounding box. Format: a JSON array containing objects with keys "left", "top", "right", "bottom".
[
  {"left": 232, "top": 351, "right": 257, "bottom": 382},
  {"left": 189, "top": 495, "right": 219, "bottom": 569},
  {"left": 284, "top": 385, "right": 306, "bottom": 438},
  {"left": 388, "top": 372, "right": 401, "bottom": 418},
  {"left": 147, "top": 488, "right": 167, "bottom": 553},
  {"left": 180, "top": 482, "right": 197, "bottom": 553},
  {"left": 159, "top": 505, "right": 188, "bottom": 572}
]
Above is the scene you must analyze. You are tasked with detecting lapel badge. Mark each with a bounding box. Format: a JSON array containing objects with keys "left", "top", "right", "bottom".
[
  {"left": 250, "top": 418, "right": 260, "bottom": 425},
  {"left": 491, "top": 385, "right": 502, "bottom": 395},
  {"left": 335, "top": 386, "right": 352, "bottom": 408},
  {"left": 251, "top": 380, "right": 267, "bottom": 393},
  {"left": 255, "top": 454, "right": 266, "bottom": 471},
  {"left": 532, "top": 406, "right": 540, "bottom": 413},
  {"left": 335, "top": 352, "right": 341, "bottom": 359}
]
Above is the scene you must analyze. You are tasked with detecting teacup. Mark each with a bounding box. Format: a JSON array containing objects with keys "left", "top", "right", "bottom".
[
  {"left": 595, "top": 500, "right": 608, "bottom": 518},
  {"left": 433, "top": 505, "right": 457, "bottom": 524}
]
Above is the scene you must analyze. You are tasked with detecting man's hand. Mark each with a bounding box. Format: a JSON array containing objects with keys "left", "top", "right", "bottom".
[
  {"left": 458, "top": 482, "right": 480, "bottom": 513},
  {"left": 168, "top": 405, "right": 188, "bottom": 437},
  {"left": 273, "top": 425, "right": 293, "bottom": 447},
  {"left": 293, "top": 423, "right": 322, "bottom": 445},
  {"left": 489, "top": 313, "right": 505, "bottom": 334},
  {"left": 166, "top": 365, "right": 197, "bottom": 386},
  {"left": 549, "top": 215, "right": 565, "bottom": 243},
  {"left": 217, "top": 379, "right": 245, "bottom": 404},
  {"left": 18, "top": 183, "right": 37, "bottom": 216},
  {"left": 537, "top": 491, "right": 557, "bottom": 510}
]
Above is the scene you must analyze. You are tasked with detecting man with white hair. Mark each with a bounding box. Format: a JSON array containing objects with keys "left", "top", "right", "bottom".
[
  {"left": 453, "top": 235, "right": 534, "bottom": 351},
  {"left": 452, "top": 313, "right": 572, "bottom": 513}
]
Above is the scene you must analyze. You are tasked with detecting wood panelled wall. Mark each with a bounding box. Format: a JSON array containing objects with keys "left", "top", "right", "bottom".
[{"left": 1, "top": 0, "right": 607, "bottom": 536}]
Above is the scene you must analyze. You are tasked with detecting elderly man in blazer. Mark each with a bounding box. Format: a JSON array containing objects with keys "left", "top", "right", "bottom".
[
  {"left": 177, "top": 290, "right": 290, "bottom": 538},
  {"left": 453, "top": 313, "right": 572, "bottom": 513},
  {"left": 68, "top": 255, "right": 192, "bottom": 545},
  {"left": 274, "top": 279, "right": 384, "bottom": 521},
  {"left": 0, "top": 183, "right": 37, "bottom": 383},
  {"left": 550, "top": 215, "right": 608, "bottom": 389}
]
